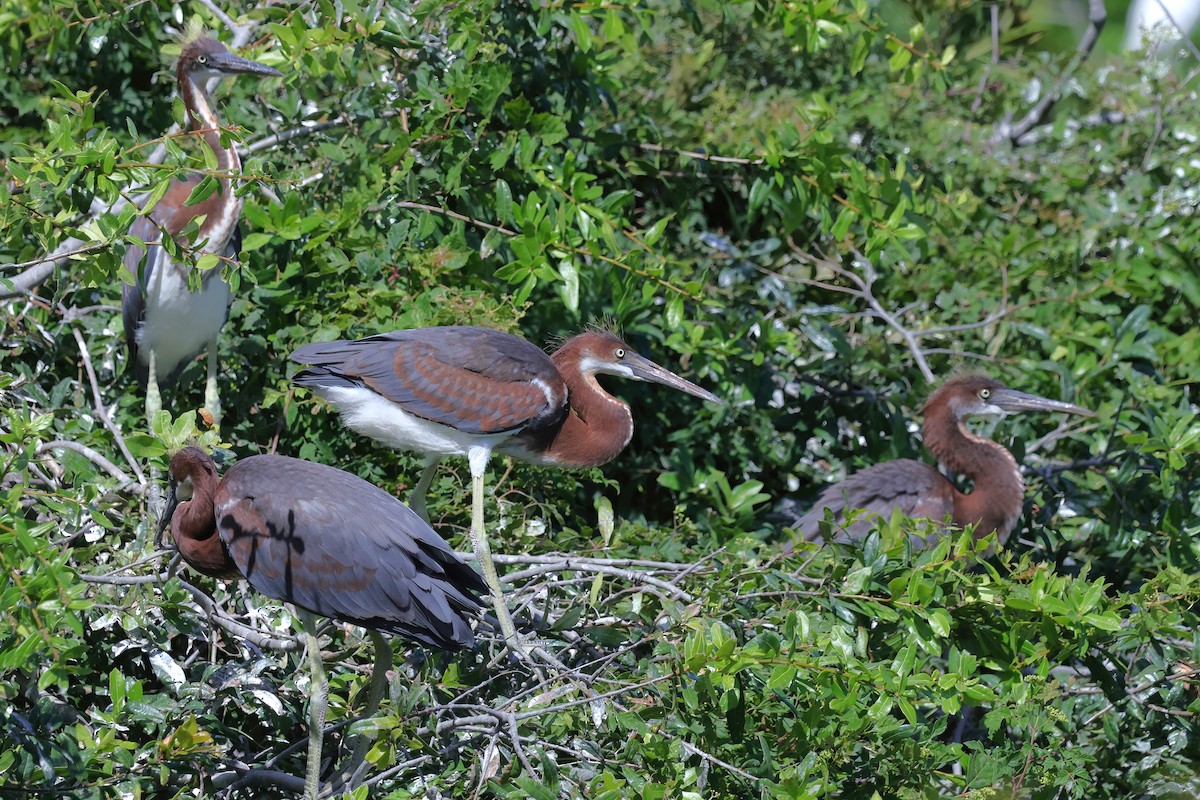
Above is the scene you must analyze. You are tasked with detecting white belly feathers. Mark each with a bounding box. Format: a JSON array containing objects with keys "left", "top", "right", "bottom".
[{"left": 137, "top": 260, "right": 231, "bottom": 379}]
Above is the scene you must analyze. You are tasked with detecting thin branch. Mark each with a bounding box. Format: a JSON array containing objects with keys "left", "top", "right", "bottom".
[
  {"left": 637, "top": 141, "right": 764, "bottom": 166},
  {"left": 0, "top": 243, "right": 108, "bottom": 273},
  {"left": 846, "top": 245, "right": 935, "bottom": 383},
  {"left": 679, "top": 738, "right": 759, "bottom": 783},
  {"left": 394, "top": 200, "right": 517, "bottom": 237},
  {"left": 176, "top": 579, "right": 304, "bottom": 652},
  {"left": 71, "top": 327, "right": 145, "bottom": 486},
  {"left": 488, "top": 553, "right": 703, "bottom": 571},
  {"left": 992, "top": 0, "right": 1107, "bottom": 145},
  {"left": 37, "top": 440, "right": 133, "bottom": 485},
  {"left": 352, "top": 755, "right": 435, "bottom": 792},
  {"left": 81, "top": 571, "right": 173, "bottom": 586},
  {"left": 502, "top": 560, "right": 693, "bottom": 602},
  {"left": 246, "top": 116, "right": 350, "bottom": 153}
]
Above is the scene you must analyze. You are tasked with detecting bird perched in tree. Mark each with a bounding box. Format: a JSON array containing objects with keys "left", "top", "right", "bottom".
[
  {"left": 290, "top": 325, "right": 721, "bottom": 658},
  {"left": 797, "top": 375, "right": 1092, "bottom": 548},
  {"left": 123, "top": 34, "right": 281, "bottom": 429},
  {"left": 157, "top": 446, "right": 484, "bottom": 799}
]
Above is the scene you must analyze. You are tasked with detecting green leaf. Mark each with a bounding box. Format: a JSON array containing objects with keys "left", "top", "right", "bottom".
[{"left": 184, "top": 175, "right": 218, "bottom": 206}]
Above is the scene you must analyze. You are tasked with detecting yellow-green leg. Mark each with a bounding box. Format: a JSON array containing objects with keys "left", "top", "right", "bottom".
[
  {"left": 330, "top": 631, "right": 392, "bottom": 792},
  {"left": 301, "top": 611, "right": 328, "bottom": 800},
  {"left": 466, "top": 449, "right": 523, "bottom": 658},
  {"left": 410, "top": 457, "right": 440, "bottom": 522},
  {"left": 146, "top": 350, "right": 164, "bottom": 520}
]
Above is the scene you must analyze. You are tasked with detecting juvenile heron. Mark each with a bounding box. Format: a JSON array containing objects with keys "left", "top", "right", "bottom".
[
  {"left": 158, "top": 446, "right": 485, "bottom": 800},
  {"left": 290, "top": 326, "right": 721, "bottom": 654},
  {"left": 798, "top": 375, "right": 1092, "bottom": 548},
  {"left": 123, "top": 35, "right": 280, "bottom": 428}
]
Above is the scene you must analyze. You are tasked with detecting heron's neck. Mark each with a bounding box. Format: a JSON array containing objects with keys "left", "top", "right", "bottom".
[
  {"left": 172, "top": 475, "right": 237, "bottom": 577},
  {"left": 541, "top": 364, "right": 634, "bottom": 468},
  {"left": 923, "top": 407, "right": 1024, "bottom": 541},
  {"left": 178, "top": 70, "right": 244, "bottom": 250}
]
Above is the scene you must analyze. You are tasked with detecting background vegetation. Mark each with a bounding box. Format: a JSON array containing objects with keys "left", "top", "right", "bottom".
[{"left": 2, "top": 0, "right": 1199, "bottom": 797}]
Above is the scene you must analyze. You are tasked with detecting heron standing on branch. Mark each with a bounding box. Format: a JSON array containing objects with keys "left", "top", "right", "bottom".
[
  {"left": 123, "top": 34, "right": 281, "bottom": 429},
  {"left": 290, "top": 326, "right": 721, "bottom": 658},
  {"left": 157, "top": 446, "right": 484, "bottom": 799}
]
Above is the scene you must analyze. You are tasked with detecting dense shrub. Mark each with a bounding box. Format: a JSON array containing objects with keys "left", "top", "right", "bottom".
[{"left": 2, "top": 0, "right": 1198, "bottom": 796}]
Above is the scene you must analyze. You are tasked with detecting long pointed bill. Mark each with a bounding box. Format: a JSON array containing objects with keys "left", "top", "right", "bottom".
[
  {"left": 623, "top": 352, "right": 722, "bottom": 404},
  {"left": 992, "top": 388, "right": 1094, "bottom": 417},
  {"left": 156, "top": 481, "right": 180, "bottom": 550},
  {"left": 210, "top": 51, "right": 283, "bottom": 79}
]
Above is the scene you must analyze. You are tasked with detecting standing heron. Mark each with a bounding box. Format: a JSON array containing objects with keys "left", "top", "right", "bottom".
[
  {"left": 797, "top": 375, "right": 1092, "bottom": 548},
  {"left": 289, "top": 326, "right": 721, "bottom": 654},
  {"left": 123, "top": 35, "right": 281, "bottom": 428},
  {"left": 157, "top": 446, "right": 485, "bottom": 800}
]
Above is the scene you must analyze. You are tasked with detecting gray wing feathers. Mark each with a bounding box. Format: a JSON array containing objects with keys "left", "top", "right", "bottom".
[
  {"left": 799, "top": 460, "right": 953, "bottom": 545},
  {"left": 291, "top": 327, "right": 566, "bottom": 435},
  {"left": 121, "top": 213, "right": 239, "bottom": 387},
  {"left": 217, "top": 456, "right": 485, "bottom": 650},
  {"left": 121, "top": 216, "right": 162, "bottom": 384}
]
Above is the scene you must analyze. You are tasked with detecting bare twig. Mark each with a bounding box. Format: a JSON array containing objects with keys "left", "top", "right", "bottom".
[
  {"left": 37, "top": 440, "right": 133, "bottom": 485},
  {"left": 679, "top": 738, "right": 759, "bottom": 783},
  {"left": 81, "top": 571, "right": 174, "bottom": 585},
  {"left": 501, "top": 559, "right": 694, "bottom": 602},
  {"left": 846, "top": 245, "right": 935, "bottom": 382},
  {"left": 992, "top": 0, "right": 1107, "bottom": 145},
  {"left": 71, "top": 326, "right": 145, "bottom": 486},
  {"left": 176, "top": 579, "right": 304, "bottom": 652},
  {"left": 638, "top": 141, "right": 765, "bottom": 166},
  {"left": 488, "top": 553, "right": 705, "bottom": 571},
  {"left": 1025, "top": 417, "right": 1099, "bottom": 456}
]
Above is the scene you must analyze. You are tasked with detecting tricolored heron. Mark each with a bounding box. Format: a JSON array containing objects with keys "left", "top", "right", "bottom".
[
  {"left": 289, "top": 326, "right": 721, "bottom": 654},
  {"left": 157, "top": 446, "right": 484, "bottom": 799},
  {"left": 122, "top": 35, "right": 281, "bottom": 429},
  {"left": 797, "top": 375, "right": 1092, "bottom": 548}
]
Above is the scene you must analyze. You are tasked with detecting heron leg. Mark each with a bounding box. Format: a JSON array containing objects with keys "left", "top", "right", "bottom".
[
  {"left": 466, "top": 449, "right": 524, "bottom": 659},
  {"left": 300, "top": 610, "right": 328, "bottom": 800},
  {"left": 329, "top": 631, "right": 392, "bottom": 793},
  {"left": 410, "top": 457, "right": 440, "bottom": 523},
  {"left": 146, "top": 350, "right": 164, "bottom": 520},
  {"left": 203, "top": 337, "right": 221, "bottom": 429}
]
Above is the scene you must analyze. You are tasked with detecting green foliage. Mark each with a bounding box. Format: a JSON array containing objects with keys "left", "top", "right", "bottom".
[{"left": 2, "top": 0, "right": 1199, "bottom": 796}]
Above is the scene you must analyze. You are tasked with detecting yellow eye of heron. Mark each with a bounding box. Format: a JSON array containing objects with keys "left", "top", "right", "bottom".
[
  {"left": 197, "top": 55, "right": 208, "bottom": 65},
  {"left": 979, "top": 388, "right": 991, "bottom": 400}
]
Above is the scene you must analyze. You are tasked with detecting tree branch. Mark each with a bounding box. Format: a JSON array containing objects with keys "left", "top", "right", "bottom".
[
  {"left": 71, "top": 326, "right": 144, "bottom": 487},
  {"left": 991, "top": 0, "right": 1107, "bottom": 145},
  {"left": 37, "top": 440, "right": 133, "bottom": 486}
]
